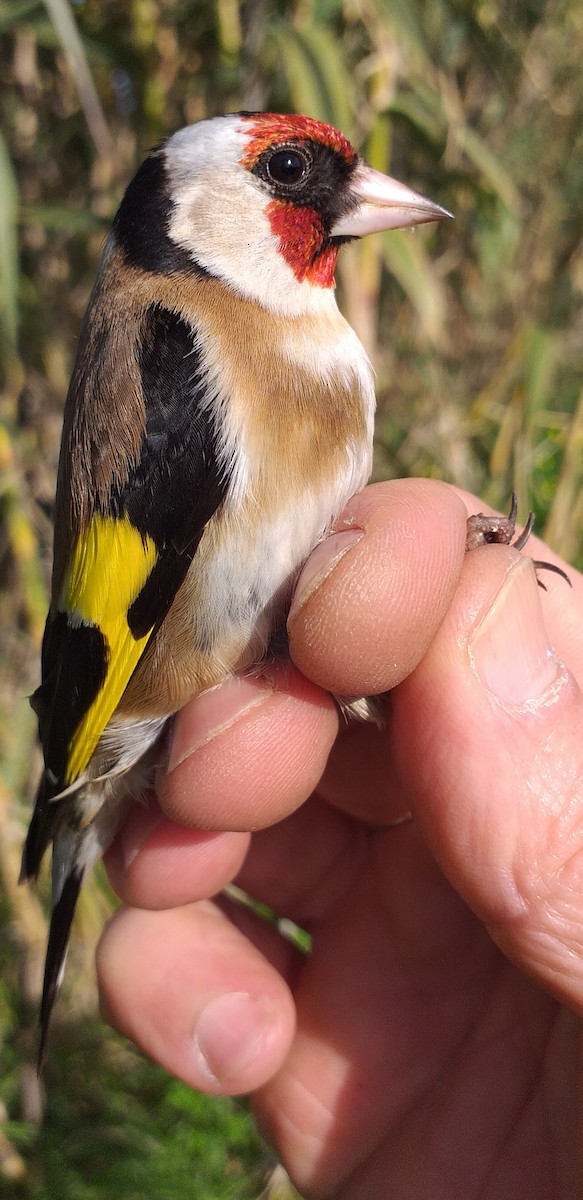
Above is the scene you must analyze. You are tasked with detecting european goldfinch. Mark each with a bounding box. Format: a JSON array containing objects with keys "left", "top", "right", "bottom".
[{"left": 21, "top": 111, "right": 449, "bottom": 1061}]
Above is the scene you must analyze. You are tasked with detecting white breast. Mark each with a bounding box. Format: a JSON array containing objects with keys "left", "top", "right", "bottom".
[
  {"left": 123, "top": 280, "right": 376, "bottom": 710},
  {"left": 193, "top": 308, "right": 375, "bottom": 667}
]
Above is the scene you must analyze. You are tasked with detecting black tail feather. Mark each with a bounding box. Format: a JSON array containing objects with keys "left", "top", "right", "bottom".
[
  {"left": 38, "top": 868, "right": 84, "bottom": 1072},
  {"left": 19, "top": 773, "right": 61, "bottom": 884}
]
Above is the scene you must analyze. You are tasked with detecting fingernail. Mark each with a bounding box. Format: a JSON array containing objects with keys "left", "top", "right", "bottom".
[
  {"left": 469, "top": 557, "right": 560, "bottom": 706},
  {"left": 193, "top": 992, "right": 273, "bottom": 1084},
  {"left": 288, "top": 528, "right": 364, "bottom": 623},
  {"left": 167, "top": 676, "right": 273, "bottom": 773}
]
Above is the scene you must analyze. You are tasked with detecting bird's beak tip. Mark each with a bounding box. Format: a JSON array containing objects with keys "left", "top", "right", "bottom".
[
  {"left": 433, "top": 203, "right": 454, "bottom": 222},
  {"left": 331, "top": 163, "right": 453, "bottom": 238}
]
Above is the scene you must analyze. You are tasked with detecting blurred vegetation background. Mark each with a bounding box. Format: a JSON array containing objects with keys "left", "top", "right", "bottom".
[{"left": 1, "top": 0, "right": 582, "bottom": 1195}]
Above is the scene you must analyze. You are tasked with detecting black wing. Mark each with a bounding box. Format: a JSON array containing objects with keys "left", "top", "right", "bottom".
[{"left": 23, "top": 302, "right": 230, "bottom": 880}]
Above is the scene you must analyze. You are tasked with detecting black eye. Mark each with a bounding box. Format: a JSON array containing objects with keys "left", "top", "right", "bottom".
[{"left": 266, "top": 149, "right": 309, "bottom": 186}]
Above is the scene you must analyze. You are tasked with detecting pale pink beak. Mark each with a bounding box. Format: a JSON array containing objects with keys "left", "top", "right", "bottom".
[{"left": 331, "top": 163, "right": 452, "bottom": 237}]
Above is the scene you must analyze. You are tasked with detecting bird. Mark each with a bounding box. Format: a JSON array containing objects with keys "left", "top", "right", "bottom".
[{"left": 20, "top": 111, "right": 450, "bottom": 1063}]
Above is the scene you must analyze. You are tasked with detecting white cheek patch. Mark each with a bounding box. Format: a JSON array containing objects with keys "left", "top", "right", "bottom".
[{"left": 165, "top": 122, "right": 340, "bottom": 318}]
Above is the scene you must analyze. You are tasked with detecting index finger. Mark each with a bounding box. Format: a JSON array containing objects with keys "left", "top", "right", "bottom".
[{"left": 159, "top": 479, "right": 469, "bottom": 833}]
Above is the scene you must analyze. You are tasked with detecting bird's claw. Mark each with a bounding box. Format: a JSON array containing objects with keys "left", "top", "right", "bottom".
[
  {"left": 465, "top": 491, "right": 521, "bottom": 551},
  {"left": 465, "top": 491, "right": 571, "bottom": 590}
]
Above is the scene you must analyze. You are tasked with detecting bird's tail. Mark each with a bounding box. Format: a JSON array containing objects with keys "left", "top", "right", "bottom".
[
  {"left": 18, "top": 772, "right": 85, "bottom": 1069},
  {"left": 23, "top": 719, "right": 167, "bottom": 1068},
  {"left": 35, "top": 774, "right": 139, "bottom": 1069},
  {"left": 37, "top": 808, "right": 114, "bottom": 1070},
  {"left": 38, "top": 864, "right": 84, "bottom": 1070}
]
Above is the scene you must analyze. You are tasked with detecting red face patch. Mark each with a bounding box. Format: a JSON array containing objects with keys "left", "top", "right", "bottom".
[
  {"left": 239, "top": 112, "right": 356, "bottom": 169},
  {"left": 265, "top": 199, "right": 340, "bottom": 287},
  {"left": 240, "top": 113, "right": 354, "bottom": 288}
]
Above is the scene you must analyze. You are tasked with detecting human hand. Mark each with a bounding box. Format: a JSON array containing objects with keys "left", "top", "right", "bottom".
[{"left": 98, "top": 479, "right": 583, "bottom": 1199}]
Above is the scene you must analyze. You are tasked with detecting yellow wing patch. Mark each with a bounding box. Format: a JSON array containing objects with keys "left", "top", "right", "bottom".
[{"left": 59, "top": 514, "right": 158, "bottom": 784}]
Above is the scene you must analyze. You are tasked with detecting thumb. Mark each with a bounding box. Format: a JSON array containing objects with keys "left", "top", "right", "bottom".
[{"left": 392, "top": 545, "right": 583, "bottom": 1011}]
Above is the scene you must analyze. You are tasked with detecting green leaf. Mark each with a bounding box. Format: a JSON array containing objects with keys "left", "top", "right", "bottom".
[
  {"left": 453, "top": 123, "right": 523, "bottom": 214},
  {"left": 271, "top": 22, "right": 355, "bottom": 136},
  {"left": 372, "top": 0, "right": 428, "bottom": 56},
  {"left": 0, "top": 0, "right": 43, "bottom": 33},
  {"left": 18, "top": 204, "right": 108, "bottom": 233},
  {"left": 381, "top": 228, "right": 446, "bottom": 343},
  {"left": 390, "top": 89, "right": 445, "bottom": 147},
  {"left": 43, "top": 0, "right": 113, "bottom": 158},
  {"left": 0, "top": 132, "right": 19, "bottom": 348},
  {"left": 521, "top": 323, "right": 556, "bottom": 418}
]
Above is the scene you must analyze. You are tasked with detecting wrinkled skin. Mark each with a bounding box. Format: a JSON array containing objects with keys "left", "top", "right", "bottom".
[{"left": 99, "top": 480, "right": 582, "bottom": 1200}]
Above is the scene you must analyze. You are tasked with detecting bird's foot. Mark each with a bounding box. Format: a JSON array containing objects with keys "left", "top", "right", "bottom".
[{"left": 465, "top": 492, "right": 570, "bottom": 590}]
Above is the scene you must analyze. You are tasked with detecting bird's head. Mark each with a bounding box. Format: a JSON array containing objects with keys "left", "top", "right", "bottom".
[{"left": 113, "top": 112, "right": 450, "bottom": 317}]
